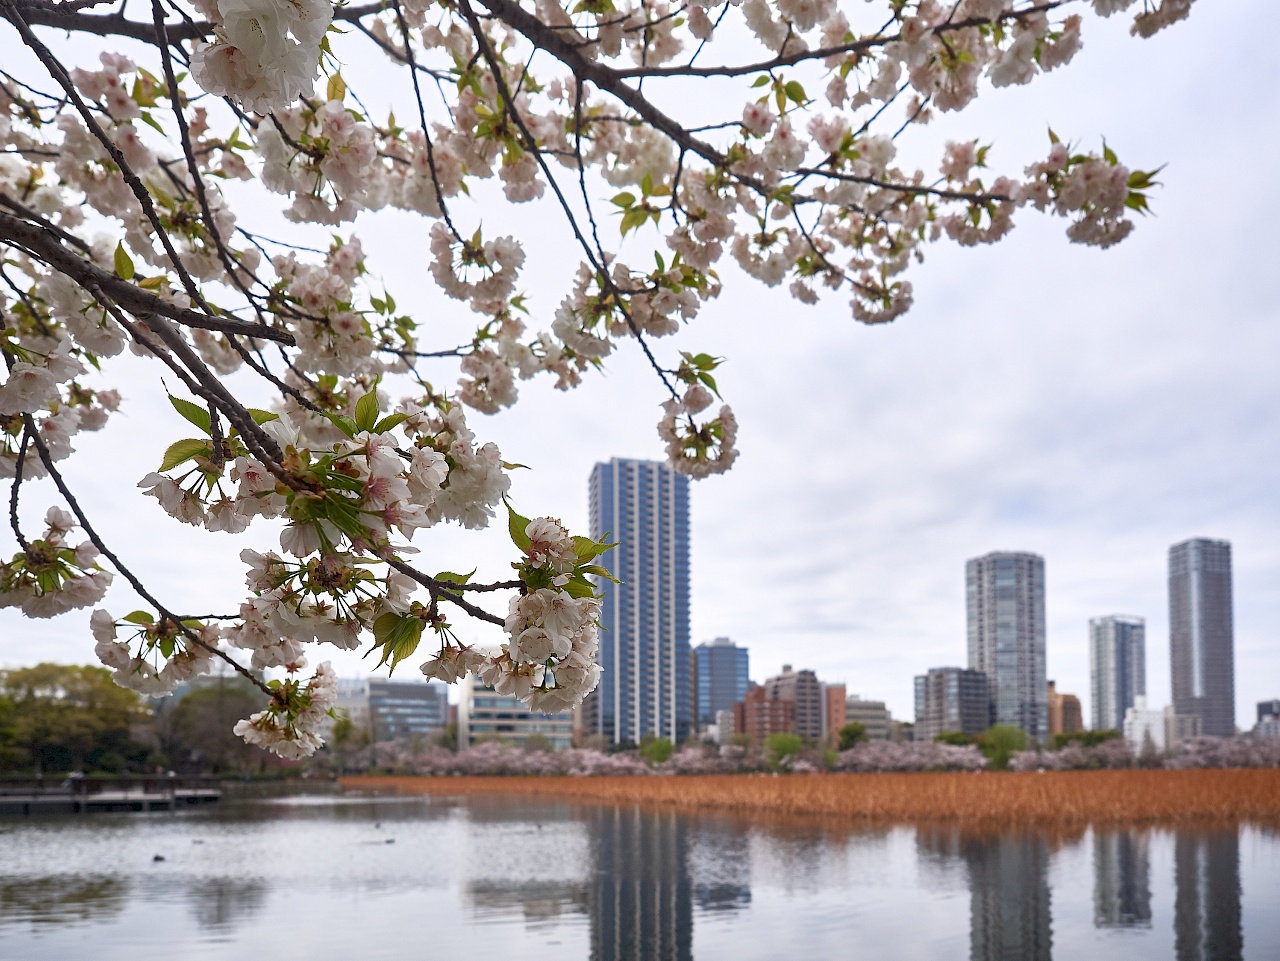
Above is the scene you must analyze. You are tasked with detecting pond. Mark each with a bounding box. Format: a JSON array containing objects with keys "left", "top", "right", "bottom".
[{"left": 0, "top": 792, "right": 1277, "bottom": 960}]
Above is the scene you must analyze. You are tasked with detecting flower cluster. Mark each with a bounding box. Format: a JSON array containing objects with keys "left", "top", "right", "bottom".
[
  {"left": 90, "top": 608, "right": 219, "bottom": 695},
  {"left": 0, "top": 508, "right": 111, "bottom": 617},
  {"left": 233, "top": 660, "right": 338, "bottom": 759}
]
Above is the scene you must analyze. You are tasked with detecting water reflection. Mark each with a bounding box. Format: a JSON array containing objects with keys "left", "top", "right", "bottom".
[
  {"left": 918, "top": 827, "right": 1053, "bottom": 961},
  {"left": 1094, "top": 830, "right": 1152, "bottom": 929},
  {"left": 586, "top": 806, "right": 693, "bottom": 961},
  {"left": 1174, "top": 829, "right": 1242, "bottom": 961},
  {"left": 0, "top": 800, "right": 1271, "bottom": 961}
]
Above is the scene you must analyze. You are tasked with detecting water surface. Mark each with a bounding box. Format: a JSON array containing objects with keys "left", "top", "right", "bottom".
[{"left": 0, "top": 793, "right": 1276, "bottom": 959}]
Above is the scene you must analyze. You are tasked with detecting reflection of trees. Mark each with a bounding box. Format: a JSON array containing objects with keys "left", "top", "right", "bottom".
[
  {"left": 916, "top": 826, "right": 1053, "bottom": 961},
  {"left": 0, "top": 875, "right": 128, "bottom": 926},
  {"left": 466, "top": 880, "right": 587, "bottom": 925},
  {"left": 1093, "top": 830, "right": 1151, "bottom": 929},
  {"left": 184, "top": 877, "right": 267, "bottom": 932},
  {"left": 1174, "top": 829, "right": 1242, "bottom": 961},
  {"left": 585, "top": 806, "right": 692, "bottom": 961}
]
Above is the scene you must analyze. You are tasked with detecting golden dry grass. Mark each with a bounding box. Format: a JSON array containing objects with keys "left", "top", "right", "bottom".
[{"left": 339, "top": 769, "right": 1280, "bottom": 825}]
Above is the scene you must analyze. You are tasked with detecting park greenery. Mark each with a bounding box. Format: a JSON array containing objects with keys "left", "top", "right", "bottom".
[{"left": 0, "top": 0, "right": 1202, "bottom": 759}]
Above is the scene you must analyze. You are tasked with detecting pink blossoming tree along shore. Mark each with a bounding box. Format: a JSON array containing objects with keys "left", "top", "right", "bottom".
[{"left": 0, "top": 0, "right": 1194, "bottom": 757}]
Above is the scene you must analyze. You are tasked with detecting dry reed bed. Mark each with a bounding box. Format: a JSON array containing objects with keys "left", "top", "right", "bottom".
[{"left": 340, "top": 769, "right": 1280, "bottom": 825}]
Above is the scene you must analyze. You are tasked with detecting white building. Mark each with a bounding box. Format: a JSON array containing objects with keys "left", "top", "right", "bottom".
[{"left": 1123, "top": 697, "right": 1166, "bottom": 753}]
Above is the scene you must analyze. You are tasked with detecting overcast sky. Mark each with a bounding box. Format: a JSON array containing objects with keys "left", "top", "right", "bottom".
[{"left": 2, "top": 2, "right": 1277, "bottom": 728}]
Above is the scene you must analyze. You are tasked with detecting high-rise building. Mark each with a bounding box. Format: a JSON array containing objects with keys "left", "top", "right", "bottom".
[
  {"left": 1259, "top": 699, "right": 1280, "bottom": 724},
  {"left": 1047, "top": 681, "right": 1083, "bottom": 738},
  {"left": 458, "top": 675, "right": 575, "bottom": 749},
  {"left": 368, "top": 679, "right": 448, "bottom": 742},
  {"left": 914, "top": 667, "right": 990, "bottom": 741},
  {"left": 1123, "top": 696, "right": 1166, "bottom": 754},
  {"left": 1169, "top": 538, "right": 1235, "bottom": 737},
  {"left": 1090, "top": 615, "right": 1146, "bottom": 732},
  {"left": 690, "top": 637, "right": 749, "bottom": 730},
  {"left": 967, "top": 551, "right": 1048, "bottom": 742},
  {"left": 763, "top": 665, "right": 823, "bottom": 741},
  {"left": 584, "top": 458, "right": 691, "bottom": 746},
  {"left": 844, "top": 696, "right": 891, "bottom": 741}
]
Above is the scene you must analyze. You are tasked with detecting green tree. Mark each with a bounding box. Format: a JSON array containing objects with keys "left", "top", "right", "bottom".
[
  {"left": 1053, "top": 729, "right": 1121, "bottom": 750},
  {"left": 639, "top": 736, "right": 673, "bottom": 765},
  {"left": 976, "top": 725, "right": 1027, "bottom": 771},
  {"left": 0, "top": 664, "right": 147, "bottom": 774},
  {"left": 157, "top": 676, "right": 270, "bottom": 774},
  {"left": 933, "top": 731, "right": 974, "bottom": 746},
  {"left": 837, "top": 722, "right": 867, "bottom": 751},
  {"left": 764, "top": 732, "right": 804, "bottom": 767}
]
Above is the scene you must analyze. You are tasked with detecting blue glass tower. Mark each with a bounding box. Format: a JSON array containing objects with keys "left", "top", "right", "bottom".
[
  {"left": 585, "top": 458, "right": 691, "bottom": 745},
  {"left": 691, "top": 638, "right": 749, "bottom": 730}
]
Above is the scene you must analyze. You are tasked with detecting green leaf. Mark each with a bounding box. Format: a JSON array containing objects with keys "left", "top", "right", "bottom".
[
  {"left": 114, "top": 243, "right": 135, "bottom": 281},
  {"left": 611, "top": 191, "right": 636, "bottom": 208},
  {"left": 247, "top": 408, "right": 279, "bottom": 425},
  {"left": 506, "top": 501, "right": 532, "bottom": 552},
  {"left": 122, "top": 610, "right": 154, "bottom": 625},
  {"left": 372, "top": 411, "right": 410, "bottom": 434},
  {"left": 327, "top": 72, "right": 346, "bottom": 102},
  {"left": 168, "top": 394, "right": 211, "bottom": 435},
  {"left": 562, "top": 574, "right": 598, "bottom": 599},
  {"left": 138, "top": 111, "right": 166, "bottom": 135},
  {"left": 320, "top": 411, "right": 358, "bottom": 439},
  {"left": 578, "top": 563, "right": 619, "bottom": 583},
  {"left": 751, "top": 74, "right": 771, "bottom": 88},
  {"left": 641, "top": 171, "right": 654, "bottom": 196},
  {"left": 1047, "top": 127, "right": 1060, "bottom": 145},
  {"left": 158, "top": 636, "right": 176, "bottom": 659},
  {"left": 354, "top": 388, "right": 380, "bottom": 433},
  {"left": 572, "top": 533, "right": 615, "bottom": 562},
  {"left": 372, "top": 612, "right": 425, "bottom": 673},
  {"left": 784, "top": 80, "right": 807, "bottom": 104},
  {"left": 160, "top": 437, "right": 209, "bottom": 472},
  {"left": 1102, "top": 140, "right": 1117, "bottom": 165}
]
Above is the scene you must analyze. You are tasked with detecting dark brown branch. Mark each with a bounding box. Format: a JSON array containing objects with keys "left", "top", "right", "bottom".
[{"left": 0, "top": 211, "right": 296, "bottom": 344}]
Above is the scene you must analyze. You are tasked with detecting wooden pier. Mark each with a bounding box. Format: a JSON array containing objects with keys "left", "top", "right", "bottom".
[{"left": 0, "top": 776, "right": 221, "bottom": 816}]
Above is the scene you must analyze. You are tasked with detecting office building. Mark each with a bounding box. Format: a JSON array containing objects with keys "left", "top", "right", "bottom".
[
  {"left": 458, "top": 675, "right": 574, "bottom": 749},
  {"left": 1047, "top": 681, "right": 1083, "bottom": 738},
  {"left": 1090, "top": 615, "right": 1146, "bottom": 732},
  {"left": 1257, "top": 699, "right": 1280, "bottom": 724},
  {"left": 583, "top": 458, "right": 691, "bottom": 746},
  {"left": 914, "top": 667, "right": 990, "bottom": 741},
  {"left": 1169, "top": 538, "right": 1235, "bottom": 737},
  {"left": 368, "top": 679, "right": 448, "bottom": 742},
  {"left": 713, "top": 708, "right": 737, "bottom": 745},
  {"left": 1174, "top": 830, "right": 1242, "bottom": 961},
  {"left": 733, "top": 684, "right": 793, "bottom": 747},
  {"left": 822, "top": 683, "right": 846, "bottom": 745},
  {"left": 1123, "top": 696, "right": 1166, "bottom": 754},
  {"left": 690, "top": 637, "right": 749, "bottom": 730},
  {"left": 1093, "top": 830, "right": 1152, "bottom": 929},
  {"left": 763, "top": 665, "right": 823, "bottom": 741},
  {"left": 967, "top": 551, "right": 1048, "bottom": 742},
  {"left": 845, "top": 695, "right": 891, "bottom": 741}
]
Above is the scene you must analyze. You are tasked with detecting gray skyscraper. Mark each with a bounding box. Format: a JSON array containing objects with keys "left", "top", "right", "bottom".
[
  {"left": 966, "top": 551, "right": 1048, "bottom": 742},
  {"left": 690, "top": 637, "right": 749, "bottom": 730},
  {"left": 1090, "top": 615, "right": 1146, "bottom": 732},
  {"left": 914, "top": 667, "right": 991, "bottom": 741},
  {"left": 1169, "top": 538, "right": 1235, "bottom": 737},
  {"left": 584, "top": 458, "right": 691, "bottom": 746}
]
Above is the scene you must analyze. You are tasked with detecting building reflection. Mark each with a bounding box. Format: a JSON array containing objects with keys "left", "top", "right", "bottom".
[
  {"left": 586, "top": 806, "right": 693, "bottom": 961},
  {"left": 1174, "top": 828, "right": 1242, "bottom": 961},
  {"left": 687, "top": 817, "right": 751, "bottom": 913},
  {"left": 0, "top": 875, "right": 128, "bottom": 927},
  {"left": 185, "top": 877, "right": 268, "bottom": 932},
  {"left": 1093, "top": 830, "right": 1152, "bottom": 929},
  {"left": 917, "top": 827, "right": 1053, "bottom": 961}
]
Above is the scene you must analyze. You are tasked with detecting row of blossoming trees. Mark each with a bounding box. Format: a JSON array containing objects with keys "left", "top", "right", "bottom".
[
  {"left": 0, "top": 0, "right": 1195, "bottom": 756},
  {"left": 349, "top": 735, "right": 1280, "bottom": 776}
]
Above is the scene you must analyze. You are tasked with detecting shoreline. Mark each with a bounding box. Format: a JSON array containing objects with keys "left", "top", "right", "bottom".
[{"left": 338, "top": 769, "right": 1280, "bottom": 825}]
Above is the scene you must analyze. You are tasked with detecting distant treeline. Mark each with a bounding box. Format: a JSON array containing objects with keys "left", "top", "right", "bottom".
[{"left": 0, "top": 663, "right": 281, "bottom": 776}]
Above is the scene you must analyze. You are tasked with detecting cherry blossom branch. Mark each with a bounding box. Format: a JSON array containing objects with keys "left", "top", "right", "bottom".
[
  {"left": 20, "top": 410, "right": 276, "bottom": 698},
  {"left": 0, "top": 211, "right": 296, "bottom": 344}
]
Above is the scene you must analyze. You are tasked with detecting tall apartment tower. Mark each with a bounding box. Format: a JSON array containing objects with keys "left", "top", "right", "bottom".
[
  {"left": 966, "top": 551, "right": 1048, "bottom": 742},
  {"left": 1169, "top": 538, "right": 1235, "bottom": 737},
  {"left": 763, "top": 666, "right": 824, "bottom": 741},
  {"left": 690, "top": 637, "right": 749, "bottom": 730},
  {"left": 584, "top": 458, "right": 691, "bottom": 746},
  {"left": 913, "top": 667, "right": 991, "bottom": 741},
  {"left": 1089, "top": 615, "right": 1146, "bottom": 732}
]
